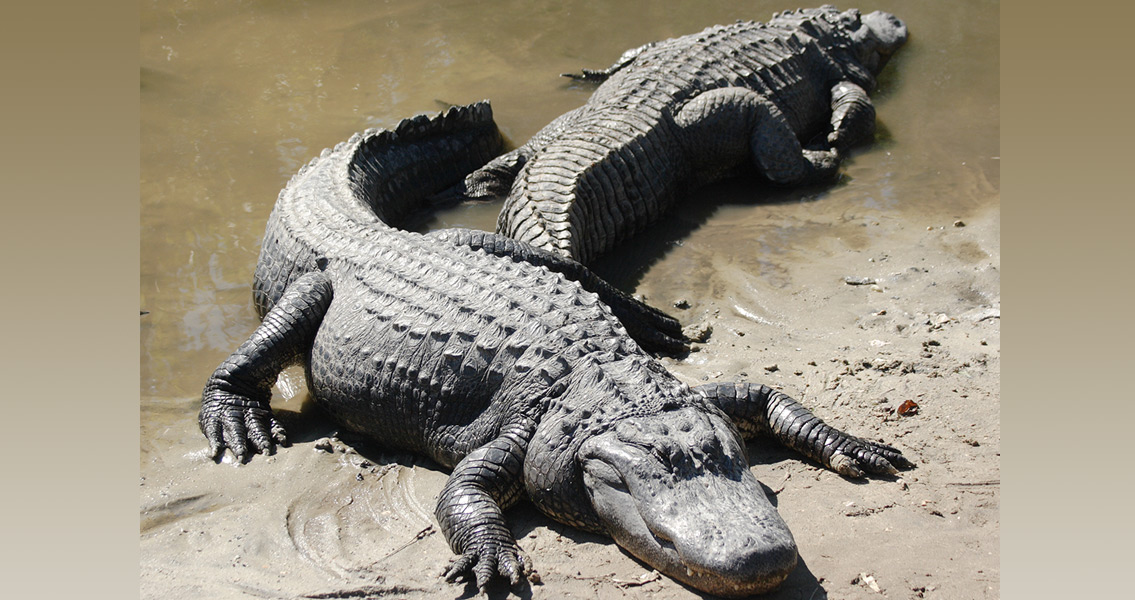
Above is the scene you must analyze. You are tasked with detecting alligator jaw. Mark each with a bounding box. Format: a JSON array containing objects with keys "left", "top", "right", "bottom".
[{"left": 578, "top": 410, "right": 797, "bottom": 596}]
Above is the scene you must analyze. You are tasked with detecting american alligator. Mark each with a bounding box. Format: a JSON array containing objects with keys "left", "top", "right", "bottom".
[
  {"left": 453, "top": 6, "right": 908, "bottom": 264},
  {"left": 199, "top": 102, "right": 911, "bottom": 597}
]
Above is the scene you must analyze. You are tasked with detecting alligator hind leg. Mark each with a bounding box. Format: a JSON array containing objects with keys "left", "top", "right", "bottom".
[
  {"left": 199, "top": 271, "right": 333, "bottom": 462},
  {"left": 694, "top": 382, "right": 913, "bottom": 477},
  {"left": 436, "top": 419, "right": 536, "bottom": 591},
  {"left": 827, "top": 81, "right": 877, "bottom": 152},
  {"left": 675, "top": 87, "right": 842, "bottom": 186}
]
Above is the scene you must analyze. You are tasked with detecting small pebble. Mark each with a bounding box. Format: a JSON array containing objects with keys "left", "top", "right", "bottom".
[{"left": 682, "top": 322, "right": 713, "bottom": 343}]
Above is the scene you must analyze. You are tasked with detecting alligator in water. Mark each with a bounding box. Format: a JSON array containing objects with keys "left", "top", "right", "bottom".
[
  {"left": 451, "top": 6, "right": 908, "bottom": 264},
  {"left": 199, "top": 102, "right": 911, "bottom": 597}
]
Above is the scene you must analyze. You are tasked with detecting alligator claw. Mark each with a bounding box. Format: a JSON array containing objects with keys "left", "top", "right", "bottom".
[
  {"left": 829, "top": 435, "right": 912, "bottom": 478},
  {"left": 862, "top": 439, "right": 914, "bottom": 471},
  {"left": 442, "top": 553, "right": 473, "bottom": 583},
  {"left": 199, "top": 392, "right": 288, "bottom": 462},
  {"left": 444, "top": 542, "right": 527, "bottom": 590}
]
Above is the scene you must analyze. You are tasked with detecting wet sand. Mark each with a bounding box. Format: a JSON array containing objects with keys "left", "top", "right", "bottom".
[{"left": 141, "top": 1, "right": 999, "bottom": 598}]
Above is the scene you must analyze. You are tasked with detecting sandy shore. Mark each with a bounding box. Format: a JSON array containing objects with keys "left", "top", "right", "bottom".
[{"left": 140, "top": 192, "right": 999, "bottom": 599}]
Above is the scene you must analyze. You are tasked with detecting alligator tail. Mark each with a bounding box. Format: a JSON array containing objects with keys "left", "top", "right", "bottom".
[
  {"left": 348, "top": 101, "right": 504, "bottom": 227},
  {"left": 253, "top": 101, "right": 504, "bottom": 316}
]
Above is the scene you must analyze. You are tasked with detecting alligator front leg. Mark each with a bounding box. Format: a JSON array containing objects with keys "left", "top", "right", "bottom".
[
  {"left": 827, "top": 81, "right": 876, "bottom": 152},
  {"left": 675, "top": 87, "right": 842, "bottom": 186},
  {"left": 199, "top": 271, "right": 333, "bottom": 462},
  {"left": 436, "top": 419, "right": 535, "bottom": 591},
  {"left": 427, "top": 228, "right": 687, "bottom": 355},
  {"left": 693, "top": 382, "right": 912, "bottom": 478}
]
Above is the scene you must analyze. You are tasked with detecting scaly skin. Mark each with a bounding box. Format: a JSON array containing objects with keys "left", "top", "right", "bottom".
[
  {"left": 454, "top": 6, "right": 908, "bottom": 264},
  {"left": 199, "top": 102, "right": 911, "bottom": 596},
  {"left": 251, "top": 104, "right": 685, "bottom": 355}
]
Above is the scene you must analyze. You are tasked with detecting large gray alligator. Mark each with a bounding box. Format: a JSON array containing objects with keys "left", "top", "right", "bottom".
[
  {"left": 199, "top": 102, "right": 911, "bottom": 597},
  {"left": 454, "top": 6, "right": 908, "bottom": 264}
]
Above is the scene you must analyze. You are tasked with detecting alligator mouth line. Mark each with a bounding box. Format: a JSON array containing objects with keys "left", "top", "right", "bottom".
[{"left": 644, "top": 531, "right": 724, "bottom": 581}]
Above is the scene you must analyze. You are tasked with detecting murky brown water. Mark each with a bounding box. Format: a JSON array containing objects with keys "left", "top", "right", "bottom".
[{"left": 140, "top": 2, "right": 998, "bottom": 594}]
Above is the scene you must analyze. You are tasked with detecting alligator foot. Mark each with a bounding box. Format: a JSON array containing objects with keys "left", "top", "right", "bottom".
[
  {"left": 826, "top": 436, "right": 912, "bottom": 478},
  {"left": 435, "top": 420, "right": 536, "bottom": 591},
  {"left": 199, "top": 271, "right": 332, "bottom": 462},
  {"left": 199, "top": 393, "right": 289, "bottom": 462},
  {"left": 442, "top": 539, "right": 529, "bottom": 591}
]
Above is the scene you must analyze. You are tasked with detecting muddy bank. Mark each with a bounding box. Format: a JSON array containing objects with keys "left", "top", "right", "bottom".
[
  {"left": 141, "top": 1, "right": 999, "bottom": 598},
  {"left": 141, "top": 199, "right": 999, "bottom": 599}
]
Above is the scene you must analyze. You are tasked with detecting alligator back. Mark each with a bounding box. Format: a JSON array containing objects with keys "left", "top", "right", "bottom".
[
  {"left": 485, "top": 7, "right": 904, "bottom": 264},
  {"left": 252, "top": 102, "right": 503, "bottom": 317},
  {"left": 238, "top": 102, "right": 675, "bottom": 469}
]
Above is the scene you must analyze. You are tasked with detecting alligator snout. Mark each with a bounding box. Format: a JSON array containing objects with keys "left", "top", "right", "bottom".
[
  {"left": 865, "top": 11, "right": 908, "bottom": 47},
  {"left": 856, "top": 10, "right": 908, "bottom": 73},
  {"left": 579, "top": 408, "right": 797, "bottom": 596}
]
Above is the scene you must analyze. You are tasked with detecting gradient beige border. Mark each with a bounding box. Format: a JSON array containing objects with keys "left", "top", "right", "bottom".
[
  {"left": 2, "top": 1, "right": 139, "bottom": 598},
  {"left": 1001, "top": 1, "right": 1135, "bottom": 599},
  {"left": 5, "top": 1, "right": 1129, "bottom": 599}
]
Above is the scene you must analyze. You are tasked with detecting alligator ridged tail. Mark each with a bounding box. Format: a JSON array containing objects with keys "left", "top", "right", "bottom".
[
  {"left": 348, "top": 102, "right": 503, "bottom": 227},
  {"left": 253, "top": 102, "right": 503, "bottom": 316}
]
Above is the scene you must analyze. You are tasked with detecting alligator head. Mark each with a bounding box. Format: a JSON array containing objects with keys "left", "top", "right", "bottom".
[
  {"left": 769, "top": 7, "right": 907, "bottom": 87},
  {"left": 578, "top": 406, "right": 797, "bottom": 596},
  {"left": 850, "top": 10, "right": 909, "bottom": 74}
]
